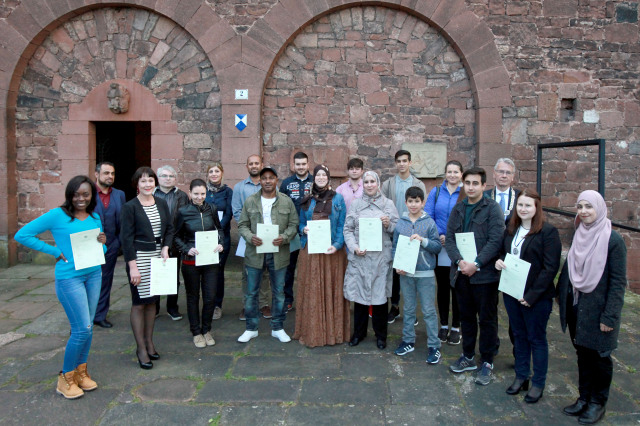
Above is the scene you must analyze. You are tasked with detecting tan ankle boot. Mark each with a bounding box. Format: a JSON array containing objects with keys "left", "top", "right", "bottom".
[
  {"left": 56, "top": 371, "right": 84, "bottom": 399},
  {"left": 74, "top": 363, "right": 97, "bottom": 391}
]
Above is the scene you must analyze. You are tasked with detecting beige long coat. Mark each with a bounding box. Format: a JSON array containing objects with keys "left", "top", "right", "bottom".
[{"left": 343, "top": 192, "right": 399, "bottom": 305}]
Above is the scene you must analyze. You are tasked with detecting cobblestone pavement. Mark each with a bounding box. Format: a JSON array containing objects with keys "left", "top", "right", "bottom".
[{"left": 0, "top": 256, "right": 639, "bottom": 425}]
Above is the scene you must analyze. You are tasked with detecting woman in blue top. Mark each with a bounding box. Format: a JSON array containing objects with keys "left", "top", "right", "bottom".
[
  {"left": 424, "top": 160, "right": 464, "bottom": 345},
  {"left": 204, "top": 163, "right": 233, "bottom": 320},
  {"left": 15, "top": 175, "right": 107, "bottom": 400},
  {"left": 293, "top": 165, "right": 350, "bottom": 347}
]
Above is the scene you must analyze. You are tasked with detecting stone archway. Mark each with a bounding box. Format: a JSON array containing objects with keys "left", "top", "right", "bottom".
[
  {"left": 245, "top": 0, "right": 511, "bottom": 173},
  {"left": 9, "top": 6, "right": 222, "bottom": 262},
  {"left": 261, "top": 6, "right": 476, "bottom": 179}
]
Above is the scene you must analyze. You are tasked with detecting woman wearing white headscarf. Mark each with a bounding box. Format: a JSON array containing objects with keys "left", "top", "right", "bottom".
[
  {"left": 343, "top": 171, "right": 399, "bottom": 349},
  {"left": 557, "top": 190, "right": 627, "bottom": 425}
]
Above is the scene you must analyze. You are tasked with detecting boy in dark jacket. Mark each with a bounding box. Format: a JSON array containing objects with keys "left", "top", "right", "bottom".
[
  {"left": 392, "top": 187, "right": 442, "bottom": 364},
  {"left": 445, "top": 167, "right": 505, "bottom": 386}
]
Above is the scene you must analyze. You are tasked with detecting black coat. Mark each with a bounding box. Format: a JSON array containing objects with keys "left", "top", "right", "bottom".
[
  {"left": 445, "top": 196, "right": 506, "bottom": 285},
  {"left": 173, "top": 202, "right": 223, "bottom": 261},
  {"left": 499, "top": 222, "right": 562, "bottom": 306},
  {"left": 120, "top": 197, "right": 174, "bottom": 262},
  {"left": 484, "top": 187, "right": 521, "bottom": 224},
  {"left": 557, "top": 230, "right": 627, "bottom": 352}
]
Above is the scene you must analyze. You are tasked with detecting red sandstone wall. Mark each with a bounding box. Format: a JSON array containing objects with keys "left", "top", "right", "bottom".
[{"left": 1, "top": 0, "right": 639, "bottom": 290}]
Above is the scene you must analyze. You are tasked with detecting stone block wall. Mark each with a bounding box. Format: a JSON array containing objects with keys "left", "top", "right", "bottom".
[
  {"left": 263, "top": 7, "right": 475, "bottom": 180},
  {"left": 15, "top": 7, "right": 221, "bottom": 232},
  {"left": 1, "top": 0, "right": 639, "bottom": 290}
]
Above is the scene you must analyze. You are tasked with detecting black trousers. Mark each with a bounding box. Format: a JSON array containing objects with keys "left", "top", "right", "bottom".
[
  {"left": 455, "top": 275, "right": 500, "bottom": 364},
  {"left": 435, "top": 265, "right": 459, "bottom": 327},
  {"left": 213, "top": 239, "right": 231, "bottom": 308},
  {"left": 284, "top": 249, "right": 300, "bottom": 305},
  {"left": 390, "top": 270, "right": 401, "bottom": 307},
  {"left": 568, "top": 302, "right": 613, "bottom": 405},
  {"left": 182, "top": 263, "right": 217, "bottom": 336},
  {"left": 353, "top": 301, "right": 388, "bottom": 341}
]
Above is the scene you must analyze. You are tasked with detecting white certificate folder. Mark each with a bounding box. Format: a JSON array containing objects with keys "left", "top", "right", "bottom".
[
  {"left": 70, "top": 228, "right": 105, "bottom": 270},
  {"left": 150, "top": 258, "right": 177, "bottom": 296}
]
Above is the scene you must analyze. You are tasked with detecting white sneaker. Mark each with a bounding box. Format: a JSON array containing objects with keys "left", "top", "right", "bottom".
[
  {"left": 237, "top": 330, "right": 259, "bottom": 343},
  {"left": 271, "top": 329, "right": 291, "bottom": 343},
  {"left": 203, "top": 332, "right": 215, "bottom": 346},
  {"left": 193, "top": 334, "right": 206, "bottom": 348}
]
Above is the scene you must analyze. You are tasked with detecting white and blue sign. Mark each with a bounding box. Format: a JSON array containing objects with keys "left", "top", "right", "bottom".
[{"left": 235, "top": 114, "right": 247, "bottom": 131}]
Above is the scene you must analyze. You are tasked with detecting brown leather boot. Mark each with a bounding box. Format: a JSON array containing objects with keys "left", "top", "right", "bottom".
[
  {"left": 74, "top": 363, "right": 97, "bottom": 391},
  {"left": 56, "top": 371, "right": 84, "bottom": 399}
]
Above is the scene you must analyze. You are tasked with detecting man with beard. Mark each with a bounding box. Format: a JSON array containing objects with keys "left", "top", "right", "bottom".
[
  {"left": 237, "top": 167, "right": 298, "bottom": 343},
  {"left": 93, "top": 162, "right": 126, "bottom": 328},
  {"left": 232, "top": 155, "right": 272, "bottom": 320},
  {"left": 279, "top": 151, "right": 313, "bottom": 312}
]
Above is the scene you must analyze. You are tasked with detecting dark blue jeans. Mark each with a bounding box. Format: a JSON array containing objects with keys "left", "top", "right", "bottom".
[
  {"left": 245, "top": 254, "right": 286, "bottom": 332},
  {"left": 504, "top": 295, "right": 552, "bottom": 388},
  {"left": 214, "top": 237, "right": 231, "bottom": 308}
]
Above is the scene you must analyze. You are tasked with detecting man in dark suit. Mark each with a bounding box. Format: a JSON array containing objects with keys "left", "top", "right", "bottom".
[
  {"left": 93, "top": 162, "right": 126, "bottom": 328},
  {"left": 483, "top": 158, "right": 520, "bottom": 224}
]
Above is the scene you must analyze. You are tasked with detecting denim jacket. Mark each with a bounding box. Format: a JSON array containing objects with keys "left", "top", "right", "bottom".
[
  {"left": 299, "top": 193, "right": 346, "bottom": 250},
  {"left": 392, "top": 212, "right": 441, "bottom": 276}
]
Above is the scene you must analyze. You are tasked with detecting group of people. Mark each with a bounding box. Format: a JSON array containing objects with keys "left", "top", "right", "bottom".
[{"left": 14, "top": 151, "right": 627, "bottom": 425}]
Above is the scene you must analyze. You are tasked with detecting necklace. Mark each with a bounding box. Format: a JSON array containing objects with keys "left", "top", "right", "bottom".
[{"left": 512, "top": 226, "right": 528, "bottom": 255}]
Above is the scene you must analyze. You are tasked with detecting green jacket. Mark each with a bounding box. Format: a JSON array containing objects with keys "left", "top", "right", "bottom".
[{"left": 238, "top": 189, "right": 299, "bottom": 270}]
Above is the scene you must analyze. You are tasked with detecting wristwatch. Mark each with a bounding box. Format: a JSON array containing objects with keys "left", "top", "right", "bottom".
[{"left": 474, "top": 261, "right": 481, "bottom": 270}]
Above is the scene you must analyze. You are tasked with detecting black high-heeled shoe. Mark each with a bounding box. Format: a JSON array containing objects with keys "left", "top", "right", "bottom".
[
  {"left": 137, "top": 355, "right": 153, "bottom": 370},
  {"left": 524, "top": 386, "right": 544, "bottom": 404},
  {"left": 505, "top": 378, "right": 529, "bottom": 395},
  {"left": 148, "top": 352, "right": 160, "bottom": 360}
]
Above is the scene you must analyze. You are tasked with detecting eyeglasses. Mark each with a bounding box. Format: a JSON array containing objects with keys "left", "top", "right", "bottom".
[
  {"left": 159, "top": 174, "right": 175, "bottom": 178},
  {"left": 495, "top": 170, "right": 513, "bottom": 176}
]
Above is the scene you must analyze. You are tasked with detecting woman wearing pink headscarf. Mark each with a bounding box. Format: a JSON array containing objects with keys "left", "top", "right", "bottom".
[{"left": 557, "top": 190, "right": 627, "bottom": 425}]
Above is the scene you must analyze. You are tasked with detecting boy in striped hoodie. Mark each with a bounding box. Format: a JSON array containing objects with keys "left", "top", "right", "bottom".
[{"left": 391, "top": 186, "right": 442, "bottom": 364}]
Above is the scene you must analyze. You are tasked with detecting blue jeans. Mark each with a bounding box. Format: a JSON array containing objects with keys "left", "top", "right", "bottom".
[
  {"left": 400, "top": 275, "right": 440, "bottom": 349},
  {"left": 56, "top": 269, "right": 101, "bottom": 373},
  {"left": 504, "top": 295, "right": 552, "bottom": 388},
  {"left": 245, "top": 254, "right": 286, "bottom": 331}
]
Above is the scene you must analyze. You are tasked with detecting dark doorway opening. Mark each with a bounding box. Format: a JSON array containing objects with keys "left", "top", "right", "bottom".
[{"left": 95, "top": 121, "right": 151, "bottom": 200}]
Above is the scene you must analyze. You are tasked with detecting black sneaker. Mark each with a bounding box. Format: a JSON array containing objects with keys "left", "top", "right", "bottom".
[
  {"left": 167, "top": 310, "right": 183, "bottom": 321},
  {"left": 450, "top": 354, "right": 477, "bottom": 373},
  {"left": 447, "top": 329, "right": 461, "bottom": 345},
  {"left": 387, "top": 305, "right": 400, "bottom": 324},
  {"left": 438, "top": 328, "right": 449, "bottom": 342},
  {"left": 475, "top": 362, "right": 493, "bottom": 386},
  {"left": 394, "top": 341, "right": 415, "bottom": 356}
]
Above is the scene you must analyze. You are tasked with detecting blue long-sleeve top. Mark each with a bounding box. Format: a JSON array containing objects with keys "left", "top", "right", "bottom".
[
  {"left": 14, "top": 208, "right": 106, "bottom": 279},
  {"left": 424, "top": 181, "right": 462, "bottom": 236},
  {"left": 299, "top": 194, "right": 347, "bottom": 250}
]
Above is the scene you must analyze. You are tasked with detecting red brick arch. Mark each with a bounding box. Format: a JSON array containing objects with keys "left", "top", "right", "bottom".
[{"left": 245, "top": 0, "right": 510, "bottom": 166}]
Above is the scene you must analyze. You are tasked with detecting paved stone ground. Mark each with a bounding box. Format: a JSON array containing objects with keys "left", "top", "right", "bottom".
[{"left": 1, "top": 255, "right": 639, "bottom": 425}]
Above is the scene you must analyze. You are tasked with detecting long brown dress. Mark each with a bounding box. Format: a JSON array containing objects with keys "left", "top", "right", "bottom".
[{"left": 293, "top": 211, "right": 351, "bottom": 347}]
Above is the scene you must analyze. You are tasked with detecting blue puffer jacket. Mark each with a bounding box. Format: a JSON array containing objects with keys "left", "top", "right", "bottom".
[
  {"left": 424, "top": 181, "right": 461, "bottom": 236},
  {"left": 299, "top": 193, "right": 346, "bottom": 250}
]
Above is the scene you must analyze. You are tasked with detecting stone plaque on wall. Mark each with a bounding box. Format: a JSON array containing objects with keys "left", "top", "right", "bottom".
[{"left": 403, "top": 143, "right": 447, "bottom": 178}]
